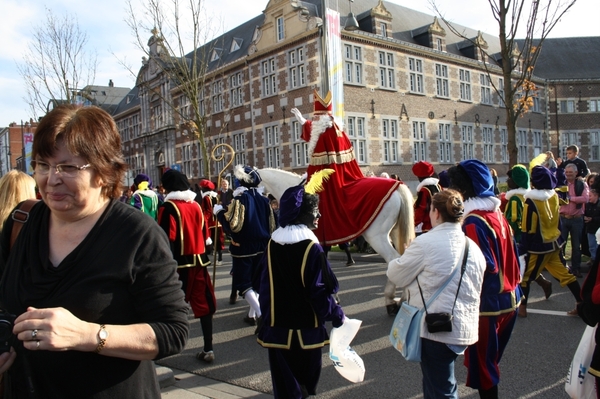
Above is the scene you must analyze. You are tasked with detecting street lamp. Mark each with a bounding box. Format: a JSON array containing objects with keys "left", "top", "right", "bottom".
[{"left": 344, "top": 0, "right": 359, "bottom": 31}]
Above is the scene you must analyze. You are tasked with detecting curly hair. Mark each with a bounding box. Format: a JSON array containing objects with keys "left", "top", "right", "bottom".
[{"left": 447, "top": 165, "right": 477, "bottom": 200}]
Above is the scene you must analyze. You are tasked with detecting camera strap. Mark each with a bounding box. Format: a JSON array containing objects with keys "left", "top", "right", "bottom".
[
  {"left": 10, "top": 199, "right": 39, "bottom": 250},
  {"left": 417, "top": 237, "right": 469, "bottom": 316}
]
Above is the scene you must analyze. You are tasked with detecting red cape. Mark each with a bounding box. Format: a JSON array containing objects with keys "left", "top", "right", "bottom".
[{"left": 302, "top": 120, "right": 400, "bottom": 245}]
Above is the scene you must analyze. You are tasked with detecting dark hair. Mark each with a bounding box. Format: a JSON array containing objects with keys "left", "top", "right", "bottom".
[
  {"left": 33, "top": 105, "right": 127, "bottom": 199},
  {"left": 447, "top": 165, "right": 477, "bottom": 200},
  {"left": 431, "top": 189, "right": 464, "bottom": 223},
  {"left": 292, "top": 192, "right": 319, "bottom": 226}
]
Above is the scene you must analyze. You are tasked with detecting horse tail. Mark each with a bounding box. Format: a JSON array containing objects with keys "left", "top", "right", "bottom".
[{"left": 395, "top": 184, "right": 415, "bottom": 255}]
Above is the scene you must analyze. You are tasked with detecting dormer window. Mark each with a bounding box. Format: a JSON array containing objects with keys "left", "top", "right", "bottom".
[
  {"left": 230, "top": 38, "right": 243, "bottom": 52},
  {"left": 436, "top": 38, "right": 443, "bottom": 51},
  {"left": 276, "top": 16, "right": 285, "bottom": 42},
  {"left": 380, "top": 22, "right": 387, "bottom": 38},
  {"left": 211, "top": 49, "right": 221, "bottom": 62}
]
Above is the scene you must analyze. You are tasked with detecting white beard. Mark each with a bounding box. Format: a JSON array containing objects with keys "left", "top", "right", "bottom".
[{"left": 307, "top": 116, "right": 333, "bottom": 159}]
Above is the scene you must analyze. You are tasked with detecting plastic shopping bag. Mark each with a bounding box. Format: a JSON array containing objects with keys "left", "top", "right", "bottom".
[
  {"left": 566, "top": 325, "right": 597, "bottom": 399},
  {"left": 329, "top": 319, "right": 365, "bottom": 383}
]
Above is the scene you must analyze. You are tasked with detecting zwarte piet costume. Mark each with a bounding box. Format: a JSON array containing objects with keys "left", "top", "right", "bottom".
[{"left": 256, "top": 174, "right": 345, "bottom": 398}]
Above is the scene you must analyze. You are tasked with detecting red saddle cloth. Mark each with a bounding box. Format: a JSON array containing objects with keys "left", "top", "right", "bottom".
[{"left": 302, "top": 120, "right": 400, "bottom": 245}]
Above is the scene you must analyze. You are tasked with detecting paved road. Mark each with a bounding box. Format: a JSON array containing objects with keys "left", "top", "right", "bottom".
[{"left": 157, "top": 251, "right": 587, "bottom": 398}]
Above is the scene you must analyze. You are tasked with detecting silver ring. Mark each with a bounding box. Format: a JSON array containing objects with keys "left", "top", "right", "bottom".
[
  {"left": 36, "top": 340, "right": 40, "bottom": 349},
  {"left": 31, "top": 329, "right": 38, "bottom": 339}
]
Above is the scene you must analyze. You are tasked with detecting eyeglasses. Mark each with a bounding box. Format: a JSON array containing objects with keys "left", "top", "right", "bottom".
[{"left": 31, "top": 160, "right": 92, "bottom": 177}]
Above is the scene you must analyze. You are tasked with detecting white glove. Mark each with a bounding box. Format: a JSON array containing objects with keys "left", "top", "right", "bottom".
[
  {"left": 205, "top": 237, "right": 213, "bottom": 246},
  {"left": 291, "top": 108, "right": 307, "bottom": 125},
  {"left": 213, "top": 204, "right": 223, "bottom": 215}
]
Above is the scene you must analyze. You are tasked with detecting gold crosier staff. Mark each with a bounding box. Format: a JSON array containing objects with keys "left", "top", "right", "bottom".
[{"left": 210, "top": 143, "right": 235, "bottom": 283}]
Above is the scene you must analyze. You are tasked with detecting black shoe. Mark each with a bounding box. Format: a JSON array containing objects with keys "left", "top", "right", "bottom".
[
  {"left": 386, "top": 303, "right": 399, "bottom": 316},
  {"left": 254, "top": 316, "right": 263, "bottom": 335},
  {"left": 229, "top": 292, "right": 238, "bottom": 305},
  {"left": 243, "top": 316, "right": 256, "bottom": 326}
]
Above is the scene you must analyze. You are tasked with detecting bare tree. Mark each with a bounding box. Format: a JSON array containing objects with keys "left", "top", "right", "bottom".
[
  {"left": 123, "top": 0, "right": 226, "bottom": 177},
  {"left": 432, "top": 0, "right": 576, "bottom": 166},
  {"left": 18, "top": 8, "right": 97, "bottom": 119}
]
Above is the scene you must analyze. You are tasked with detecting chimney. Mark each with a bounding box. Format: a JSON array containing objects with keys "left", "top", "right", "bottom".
[{"left": 109, "top": 79, "right": 114, "bottom": 87}]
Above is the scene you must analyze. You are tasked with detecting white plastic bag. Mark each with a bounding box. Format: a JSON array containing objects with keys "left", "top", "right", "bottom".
[
  {"left": 329, "top": 318, "right": 365, "bottom": 383},
  {"left": 566, "top": 325, "right": 597, "bottom": 399}
]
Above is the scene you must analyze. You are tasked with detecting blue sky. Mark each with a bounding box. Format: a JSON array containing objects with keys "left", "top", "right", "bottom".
[{"left": 1, "top": 0, "right": 598, "bottom": 126}]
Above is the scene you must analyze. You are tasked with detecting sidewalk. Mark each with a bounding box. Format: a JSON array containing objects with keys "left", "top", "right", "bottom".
[{"left": 159, "top": 366, "right": 272, "bottom": 399}]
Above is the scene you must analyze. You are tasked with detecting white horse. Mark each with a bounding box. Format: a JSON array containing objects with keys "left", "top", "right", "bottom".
[{"left": 258, "top": 168, "right": 415, "bottom": 311}]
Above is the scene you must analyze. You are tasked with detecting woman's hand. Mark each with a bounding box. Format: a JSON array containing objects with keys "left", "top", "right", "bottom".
[{"left": 13, "top": 307, "right": 95, "bottom": 353}]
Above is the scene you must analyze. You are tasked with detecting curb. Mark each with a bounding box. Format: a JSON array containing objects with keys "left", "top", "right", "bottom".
[{"left": 156, "top": 365, "right": 176, "bottom": 389}]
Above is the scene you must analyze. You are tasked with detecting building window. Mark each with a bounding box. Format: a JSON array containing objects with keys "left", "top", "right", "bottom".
[
  {"left": 480, "top": 74, "right": 491, "bottom": 105},
  {"left": 230, "top": 38, "right": 243, "bottom": 52},
  {"left": 212, "top": 80, "right": 223, "bottom": 113},
  {"left": 288, "top": 47, "right": 306, "bottom": 90},
  {"left": 347, "top": 116, "right": 366, "bottom": 164},
  {"left": 382, "top": 119, "right": 399, "bottom": 163},
  {"left": 276, "top": 16, "right": 284, "bottom": 41},
  {"left": 262, "top": 57, "right": 277, "bottom": 97},
  {"left": 379, "top": 52, "right": 395, "bottom": 89},
  {"left": 265, "top": 125, "right": 280, "bottom": 168},
  {"left": 482, "top": 126, "right": 494, "bottom": 163},
  {"left": 438, "top": 123, "right": 452, "bottom": 164},
  {"left": 533, "top": 130, "right": 542, "bottom": 156},
  {"left": 517, "top": 130, "right": 528, "bottom": 163},
  {"left": 344, "top": 45, "right": 363, "bottom": 84},
  {"left": 380, "top": 22, "right": 387, "bottom": 38},
  {"left": 132, "top": 114, "right": 140, "bottom": 137},
  {"left": 409, "top": 58, "right": 424, "bottom": 94},
  {"left": 412, "top": 121, "right": 427, "bottom": 162},
  {"left": 178, "top": 95, "right": 190, "bottom": 121},
  {"left": 590, "top": 99, "right": 600, "bottom": 112},
  {"left": 182, "top": 144, "right": 192, "bottom": 178},
  {"left": 230, "top": 72, "right": 243, "bottom": 108},
  {"left": 436, "top": 38, "right": 443, "bottom": 51},
  {"left": 461, "top": 125, "right": 474, "bottom": 159},
  {"left": 459, "top": 69, "right": 471, "bottom": 101},
  {"left": 151, "top": 103, "right": 163, "bottom": 129},
  {"left": 560, "top": 100, "right": 575, "bottom": 113},
  {"left": 500, "top": 128, "right": 508, "bottom": 163},
  {"left": 435, "top": 64, "right": 449, "bottom": 98},
  {"left": 233, "top": 132, "right": 246, "bottom": 167},
  {"left": 498, "top": 78, "right": 505, "bottom": 107},
  {"left": 591, "top": 131, "right": 600, "bottom": 161},
  {"left": 292, "top": 121, "right": 309, "bottom": 167}
]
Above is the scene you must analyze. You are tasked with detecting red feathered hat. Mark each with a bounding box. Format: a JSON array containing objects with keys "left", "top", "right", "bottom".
[
  {"left": 412, "top": 161, "right": 434, "bottom": 178},
  {"left": 199, "top": 179, "right": 215, "bottom": 191},
  {"left": 314, "top": 90, "right": 333, "bottom": 115}
]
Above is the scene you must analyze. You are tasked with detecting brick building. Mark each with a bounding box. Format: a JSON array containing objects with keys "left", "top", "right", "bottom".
[
  {"left": 113, "top": 0, "right": 551, "bottom": 187},
  {"left": 524, "top": 37, "right": 600, "bottom": 166}
]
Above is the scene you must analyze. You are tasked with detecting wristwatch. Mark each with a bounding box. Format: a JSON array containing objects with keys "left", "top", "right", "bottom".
[{"left": 96, "top": 324, "right": 108, "bottom": 353}]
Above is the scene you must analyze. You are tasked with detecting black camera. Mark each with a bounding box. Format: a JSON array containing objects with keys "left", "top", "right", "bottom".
[{"left": 0, "top": 311, "right": 16, "bottom": 353}]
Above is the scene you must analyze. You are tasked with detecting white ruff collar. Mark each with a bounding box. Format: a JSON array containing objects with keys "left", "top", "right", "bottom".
[
  {"left": 201, "top": 190, "right": 218, "bottom": 198},
  {"left": 505, "top": 188, "right": 529, "bottom": 199},
  {"left": 463, "top": 196, "right": 501, "bottom": 216},
  {"left": 165, "top": 190, "right": 197, "bottom": 202},
  {"left": 271, "top": 225, "right": 320, "bottom": 244},
  {"left": 524, "top": 189, "right": 556, "bottom": 201},
  {"left": 417, "top": 177, "right": 439, "bottom": 192}
]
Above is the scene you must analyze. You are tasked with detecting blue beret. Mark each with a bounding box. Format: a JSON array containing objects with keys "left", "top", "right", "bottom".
[
  {"left": 278, "top": 185, "right": 305, "bottom": 228},
  {"left": 459, "top": 159, "right": 495, "bottom": 197},
  {"left": 531, "top": 166, "right": 557, "bottom": 190}
]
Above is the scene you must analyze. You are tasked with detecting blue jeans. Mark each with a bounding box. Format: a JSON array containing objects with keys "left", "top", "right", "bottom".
[
  {"left": 588, "top": 233, "right": 598, "bottom": 262},
  {"left": 420, "top": 338, "right": 459, "bottom": 399},
  {"left": 561, "top": 216, "right": 584, "bottom": 273}
]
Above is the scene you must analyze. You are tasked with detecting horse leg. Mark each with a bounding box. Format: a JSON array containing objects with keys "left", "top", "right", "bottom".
[{"left": 363, "top": 199, "right": 401, "bottom": 314}]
